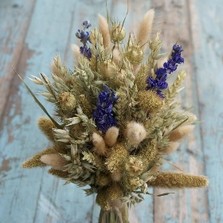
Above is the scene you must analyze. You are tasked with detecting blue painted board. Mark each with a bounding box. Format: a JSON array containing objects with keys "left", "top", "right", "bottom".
[{"left": 1, "top": 0, "right": 223, "bottom": 222}]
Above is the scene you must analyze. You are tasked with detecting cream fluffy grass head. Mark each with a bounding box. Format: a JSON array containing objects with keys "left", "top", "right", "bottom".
[{"left": 22, "top": 9, "right": 208, "bottom": 211}]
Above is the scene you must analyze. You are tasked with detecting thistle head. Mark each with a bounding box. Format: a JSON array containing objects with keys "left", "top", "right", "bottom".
[
  {"left": 58, "top": 92, "right": 76, "bottom": 112},
  {"left": 137, "top": 90, "right": 164, "bottom": 113},
  {"left": 110, "top": 23, "right": 125, "bottom": 43}
]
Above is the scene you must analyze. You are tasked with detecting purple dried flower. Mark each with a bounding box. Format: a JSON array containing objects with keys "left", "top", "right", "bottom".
[
  {"left": 76, "top": 30, "right": 90, "bottom": 45},
  {"left": 146, "top": 44, "right": 184, "bottom": 97},
  {"left": 93, "top": 86, "right": 118, "bottom": 133},
  {"left": 80, "top": 45, "right": 92, "bottom": 59},
  {"left": 82, "top": 20, "right": 91, "bottom": 29},
  {"left": 76, "top": 21, "right": 92, "bottom": 59}
]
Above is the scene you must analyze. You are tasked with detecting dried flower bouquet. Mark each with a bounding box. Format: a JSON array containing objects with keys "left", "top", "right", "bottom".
[{"left": 22, "top": 9, "right": 208, "bottom": 223}]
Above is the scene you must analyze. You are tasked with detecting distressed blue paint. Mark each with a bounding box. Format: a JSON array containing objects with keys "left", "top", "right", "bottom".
[
  {"left": 1, "top": 0, "right": 222, "bottom": 222},
  {"left": 0, "top": 0, "right": 155, "bottom": 221},
  {"left": 194, "top": 1, "right": 223, "bottom": 222}
]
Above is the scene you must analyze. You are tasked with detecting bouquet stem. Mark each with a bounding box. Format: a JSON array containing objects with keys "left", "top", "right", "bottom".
[{"left": 98, "top": 204, "right": 130, "bottom": 223}]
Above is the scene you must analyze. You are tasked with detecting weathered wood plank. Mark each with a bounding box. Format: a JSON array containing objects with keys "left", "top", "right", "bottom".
[
  {"left": 191, "top": 0, "right": 223, "bottom": 222},
  {"left": 0, "top": 0, "right": 96, "bottom": 222},
  {"left": 109, "top": 1, "right": 155, "bottom": 223},
  {"left": 1, "top": 0, "right": 222, "bottom": 222},
  {"left": 151, "top": 0, "right": 209, "bottom": 222},
  {"left": 0, "top": 0, "right": 36, "bottom": 121}
]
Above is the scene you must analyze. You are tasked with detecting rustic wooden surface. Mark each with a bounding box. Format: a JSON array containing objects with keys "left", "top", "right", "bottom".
[{"left": 0, "top": 0, "right": 222, "bottom": 222}]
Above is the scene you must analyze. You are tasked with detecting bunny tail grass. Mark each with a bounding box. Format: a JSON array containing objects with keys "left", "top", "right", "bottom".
[{"left": 22, "top": 147, "right": 56, "bottom": 168}]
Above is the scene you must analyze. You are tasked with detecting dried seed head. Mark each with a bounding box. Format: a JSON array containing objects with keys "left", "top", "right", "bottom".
[
  {"left": 90, "top": 28, "right": 103, "bottom": 46},
  {"left": 98, "top": 60, "right": 117, "bottom": 78},
  {"left": 58, "top": 92, "right": 76, "bottom": 112},
  {"left": 51, "top": 56, "right": 67, "bottom": 77},
  {"left": 96, "top": 188, "right": 109, "bottom": 210},
  {"left": 78, "top": 94, "right": 92, "bottom": 117},
  {"left": 96, "top": 184, "right": 123, "bottom": 210},
  {"left": 112, "top": 48, "right": 122, "bottom": 65},
  {"left": 106, "top": 184, "right": 123, "bottom": 206},
  {"left": 110, "top": 23, "right": 125, "bottom": 43},
  {"left": 48, "top": 168, "right": 68, "bottom": 179},
  {"left": 110, "top": 170, "right": 122, "bottom": 182},
  {"left": 127, "top": 177, "right": 144, "bottom": 191},
  {"left": 126, "top": 45, "right": 143, "bottom": 64},
  {"left": 138, "top": 143, "right": 158, "bottom": 167},
  {"left": 69, "top": 123, "right": 83, "bottom": 139},
  {"left": 137, "top": 90, "right": 164, "bottom": 113},
  {"left": 125, "top": 156, "right": 144, "bottom": 176},
  {"left": 38, "top": 117, "right": 55, "bottom": 141},
  {"left": 96, "top": 173, "right": 111, "bottom": 187},
  {"left": 106, "top": 143, "right": 128, "bottom": 173},
  {"left": 125, "top": 122, "right": 147, "bottom": 146}
]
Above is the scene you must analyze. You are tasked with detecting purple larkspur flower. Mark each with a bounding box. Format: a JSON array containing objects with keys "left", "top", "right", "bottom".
[
  {"left": 146, "top": 44, "right": 184, "bottom": 97},
  {"left": 76, "top": 21, "right": 92, "bottom": 59},
  {"left": 82, "top": 20, "right": 91, "bottom": 29},
  {"left": 93, "top": 86, "right": 118, "bottom": 133},
  {"left": 76, "top": 29, "right": 90, "bottom": 45},
  {"left": 80, "top": 45, "right": 92, "bottom": 59}
]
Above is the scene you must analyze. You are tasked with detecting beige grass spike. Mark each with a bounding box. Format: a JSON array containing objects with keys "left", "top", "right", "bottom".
[
  {"left": 92, "top": 132, "right": 107, "bottom": 156},
  {"left": 22, "top": 147, "right": 56, "bottom": 168},
  {"left": 71, "top": 44, "right": 82, "bottom": 63},
  {"left": 98, "top": 14, "right": 111, "bottom": 48},
  {"left": 136, "top": 9, "right": 155, "bottom": 46},
  {"left": 104, "top": 127, "right": 119, "bottom": 147},
  {"left": 148, "top": 172, "right": 208, "bottom": 188},
  {"left": 169, "top": 125, "right": 195, "bottom": 142},
  {"left": 40, "top": 154, "right": 68, "bottom": 170},
  {"left": 162, "top": 142, "right": 180, "bottom": 154}
]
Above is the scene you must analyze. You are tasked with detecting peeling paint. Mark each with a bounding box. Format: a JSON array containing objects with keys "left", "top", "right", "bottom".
[{"left": 0, "top": 159, "right": 11, "bottom": 172}]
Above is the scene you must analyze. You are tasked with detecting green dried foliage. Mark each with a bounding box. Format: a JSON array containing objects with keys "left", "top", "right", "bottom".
[
  {"left": 165, "top": 70, "right": 186, "bottom": 103},
  {"left": 134, "top": 65, "right": 148, "bottom": 90},
  {"left": 138, "top": 142, "right": 158, "bottom": 171},
  {"left": 48, "top": 168, "right": 69, "bottom": 179}
]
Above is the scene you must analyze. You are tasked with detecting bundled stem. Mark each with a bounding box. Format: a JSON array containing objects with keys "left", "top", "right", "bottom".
[{"left": 98, "top": 204, "right": 130, "bottom": 223}]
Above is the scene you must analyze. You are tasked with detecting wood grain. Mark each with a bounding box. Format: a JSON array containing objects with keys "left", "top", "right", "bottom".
[
  {"left": 151, "top": 1, "right": 209, "bottom": 223},
  {"left": 0, "top": 0, "right": 222, "bottom": 222}
]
